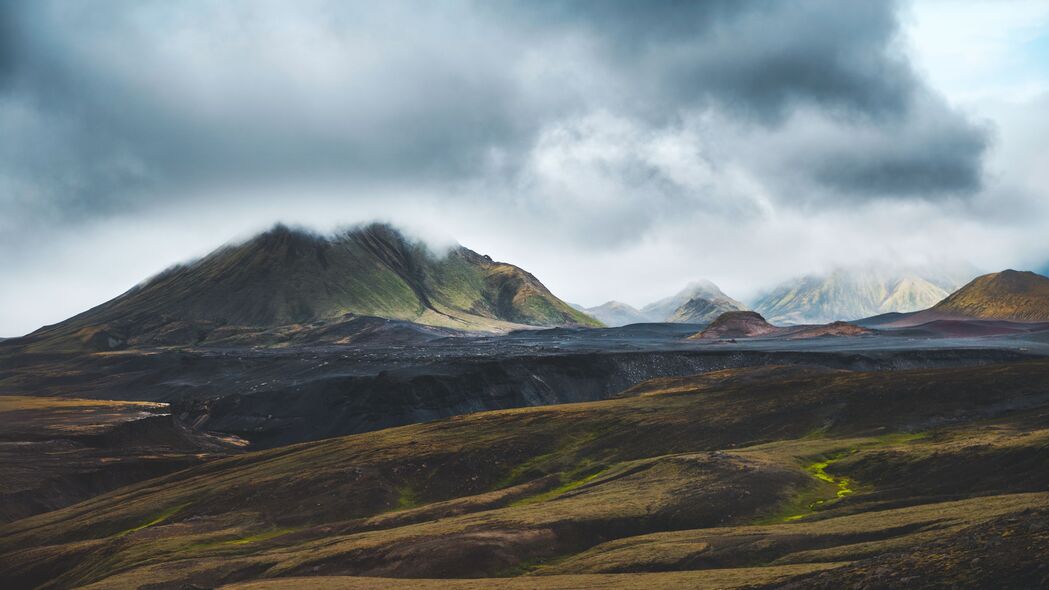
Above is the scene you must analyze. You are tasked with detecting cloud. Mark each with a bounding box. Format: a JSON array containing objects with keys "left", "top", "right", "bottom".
[
  {"left": 519, "top": 0, "right": 917, "bottom": 120},
  {"left": 0, "top": 1, "right": 986, "bottom": 225},
  {"left": 0, "top": 0, "right": 1038, "bottom": 335},
  {"left": 720, "top": 94, "right": 989, "bottom": 203}
]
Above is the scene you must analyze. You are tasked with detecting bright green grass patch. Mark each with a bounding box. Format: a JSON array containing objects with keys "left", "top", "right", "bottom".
[
  {"left": 806, "top": 454, "right": 854, "bottom": 496},
  {"left": 804, "top": 454, "right": 856, "bottom": 501},
  {"left": 759, "top": 451, "right": 857, "bottom": 524},
  {"left": 115, "top": 503, "right": 189, "bottom": 538}
]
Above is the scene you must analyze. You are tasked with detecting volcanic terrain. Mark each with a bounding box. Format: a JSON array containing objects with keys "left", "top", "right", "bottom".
[{"left": 4, "top": 227, "right": 1049, "bottom": 589}]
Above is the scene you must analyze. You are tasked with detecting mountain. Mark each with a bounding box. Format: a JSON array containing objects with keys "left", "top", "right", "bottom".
[
  {"left": 926, "top": 270, "right": 1049, "bottom": 322},
  {"left": 641, "top": 280, "right": 748, "bottom": 323},
  {"left": 752, "top": 267, "right": 972, "bottom": 325},
  {"left": 582, "top": 301, "right": 650, "bottom": 327},
  {"left": 667, "top": 294, "right": 747, "bottom": 324},
  {"left": 23, "top": 223, "right": 599, "bottom": 351}
]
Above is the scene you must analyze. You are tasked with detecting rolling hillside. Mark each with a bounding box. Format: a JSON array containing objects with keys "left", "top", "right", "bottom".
[{"left": 3, "top": 361, "right": 1049, "bottom": 589}]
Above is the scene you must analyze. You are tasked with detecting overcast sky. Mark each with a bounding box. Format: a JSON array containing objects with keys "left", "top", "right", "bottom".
[{"left": 2, "top": 0, "right": 1048, "bottom": 336}]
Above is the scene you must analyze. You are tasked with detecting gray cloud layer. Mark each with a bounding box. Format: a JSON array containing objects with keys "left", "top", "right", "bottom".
[
  {"left": 0, "top": 0, "right": 1035, "bottom": 335},
  {"left": 1, "top": 1, "right": 986, "bottom": 224}
]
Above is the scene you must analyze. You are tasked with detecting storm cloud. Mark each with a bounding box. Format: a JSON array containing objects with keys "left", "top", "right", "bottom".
[
  {"left": 1, "top": 1, "right": 985, "bottom": 222},
  {"left": 0, "top": 0, "right": 1044, "bottom": 335}
]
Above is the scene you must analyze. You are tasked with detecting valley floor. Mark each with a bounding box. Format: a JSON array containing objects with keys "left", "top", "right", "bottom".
[{"left": 2, "top": 360, "right": 1049, "bottom": 588}]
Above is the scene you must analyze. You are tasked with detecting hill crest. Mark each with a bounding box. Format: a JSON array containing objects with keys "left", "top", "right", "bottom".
[
  {"left": 929, "top": 269, "right": 1049, "bottom": 322},
  {"left": 690, "top": 311, "right": 777, "bottom": 340}
]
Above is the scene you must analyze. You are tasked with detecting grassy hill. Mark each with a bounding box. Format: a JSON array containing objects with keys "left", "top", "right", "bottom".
[
  {"left": 20, "top": 224, "right": 599, "bottom": 351},
  {"left": 3, "top": 361, "right": 1049, "bottom": 589},
  {"left": 930, "top": 269, "right": 1049, "bottom": 321}
]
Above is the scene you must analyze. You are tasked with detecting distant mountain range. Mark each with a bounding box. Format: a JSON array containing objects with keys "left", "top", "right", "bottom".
[
  {"left": 17, "top": 218, "right": 1049, "bottom": 352},
  {"left": 587, "top": 267, "right": 1049, "bottom": 337},
  {"left": 22, "top": 224, "right": 599, "bottom": 351},
  {"left": 752, "top": 266, "right": 973, "bottom": 325},
  {"left": 583, "top": 267, "right": 988, "bottom": 329},
  {"left": 581, "top": 280, "right": 748, "bottom": 327},
  {"left": 693, "top": 270, "right": 1049, "bottom": 340}
]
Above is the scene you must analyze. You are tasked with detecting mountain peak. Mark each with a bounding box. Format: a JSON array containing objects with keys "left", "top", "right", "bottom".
[
  {"left": 985, "top": 269, "right": 1041, "bottom": 285},
  {"left": 667, "top": 294, "right": 747, "bottom": 324},
  {"left": 640, "top": 280, "right": 746, "bottom": 323}
]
